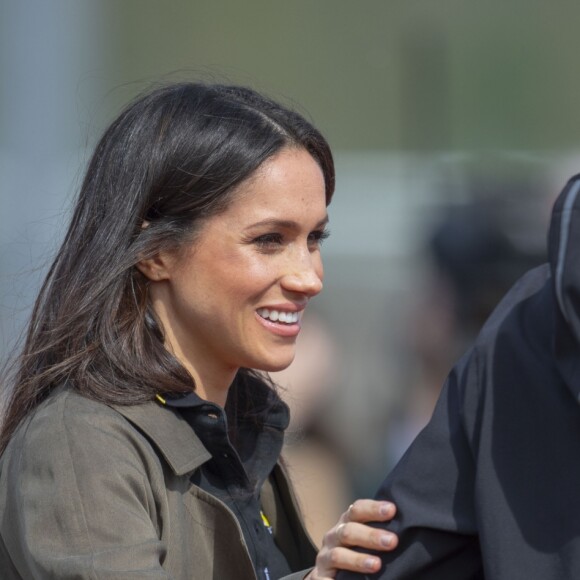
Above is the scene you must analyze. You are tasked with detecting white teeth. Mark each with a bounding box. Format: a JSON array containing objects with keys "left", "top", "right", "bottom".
[{"left": 258, "top": 308, "right": 299, "bottom": 324}]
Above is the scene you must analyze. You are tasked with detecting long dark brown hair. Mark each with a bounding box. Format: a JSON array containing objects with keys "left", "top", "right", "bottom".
[{"left": 1, "top": 82, "right": 335, "bottom": 454}]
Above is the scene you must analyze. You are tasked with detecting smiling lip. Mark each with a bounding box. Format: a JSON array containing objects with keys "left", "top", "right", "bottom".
[{"left": 256, "top": 305, "right": 305, "bottom": 337}]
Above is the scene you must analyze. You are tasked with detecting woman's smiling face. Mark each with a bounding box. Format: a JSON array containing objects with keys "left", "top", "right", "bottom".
[{"left": 143, "top": 147, "right": 329, "bottom": 400}]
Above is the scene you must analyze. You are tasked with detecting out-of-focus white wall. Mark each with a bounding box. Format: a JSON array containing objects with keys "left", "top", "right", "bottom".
[{"left": 0, "top": 1, "right": 103, "bottom": 355}]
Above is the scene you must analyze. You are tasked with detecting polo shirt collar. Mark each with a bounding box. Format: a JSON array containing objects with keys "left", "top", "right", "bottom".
[{"left": 161, "top": 376, "right": 290, "bottom": 433}]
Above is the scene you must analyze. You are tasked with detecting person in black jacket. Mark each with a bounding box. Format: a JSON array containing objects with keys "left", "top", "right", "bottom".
[{"left": 340, "top": 174, "right": 580, "bottom": 579}]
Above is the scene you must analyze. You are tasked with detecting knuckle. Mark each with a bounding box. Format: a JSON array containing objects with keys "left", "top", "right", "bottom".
[
  {"left": 348, "top": 501, "right": 360, "bottom": 518},
  {"left": 339, "top": 524, "right": 351, "bottom": 544},
  {"left": 329, "top": 547, "right": 342, "bottom": 567}
]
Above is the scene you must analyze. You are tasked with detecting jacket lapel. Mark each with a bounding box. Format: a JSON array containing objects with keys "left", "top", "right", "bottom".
[{"left": 111, "top": 401, "right": 211, "bottom": 475}]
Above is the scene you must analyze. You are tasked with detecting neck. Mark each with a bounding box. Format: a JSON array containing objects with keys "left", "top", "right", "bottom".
[
  {"left": 148, "top": 294, "right": 237, "bottom": 406},
  {"left": 170, "top": 356, "right": 236, "bottom": 408},
  {"left": 189, "top": 367, "right": 235, "bottom": 408},
  {"left": 168, "top": 347, "right": 236, "bottom": 407}
]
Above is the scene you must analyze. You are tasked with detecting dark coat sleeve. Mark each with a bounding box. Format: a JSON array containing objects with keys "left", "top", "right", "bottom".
[
  {"left": 339, "top": 352, "right": 484, "bottom": 580},
  {"left": 339, "top": 266, "right": 559, "bottom": 580}
]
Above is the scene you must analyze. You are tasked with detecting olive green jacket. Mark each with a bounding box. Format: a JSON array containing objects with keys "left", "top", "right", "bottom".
[{"left": 0, "top": 388, "right": 317, "bottom": 579}]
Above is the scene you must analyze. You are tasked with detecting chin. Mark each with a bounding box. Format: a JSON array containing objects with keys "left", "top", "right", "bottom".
[{"left": 253, "top": 353, "right": 296, "bottom": 373}]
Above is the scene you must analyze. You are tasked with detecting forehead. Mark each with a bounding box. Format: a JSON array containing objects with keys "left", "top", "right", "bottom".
[{"left": 224, "top": 148, "right": 327, "bottom": 219}]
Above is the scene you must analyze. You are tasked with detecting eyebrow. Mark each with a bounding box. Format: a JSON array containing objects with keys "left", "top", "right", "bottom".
[{"left": 245, "top": 216, "right": 329, "bottom": 231}]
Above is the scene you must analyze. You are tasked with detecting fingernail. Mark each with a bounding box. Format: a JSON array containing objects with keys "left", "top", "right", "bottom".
[
  {"left": 364, "top": 557, "right": 379, "bottom": 571},
  {"left": 379, "top": 502, "right": 394, "bottom": 517},
  {"left": 380, "top": 534, "right": 393, "bottom": 548}
]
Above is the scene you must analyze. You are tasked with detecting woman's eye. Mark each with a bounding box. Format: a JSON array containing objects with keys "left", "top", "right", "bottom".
[
  {"left": 308, "top": 228, "right": 331, "bottom": 247},
  {"left": 252, "top": 233, "right": 284, "bottom": 249}
]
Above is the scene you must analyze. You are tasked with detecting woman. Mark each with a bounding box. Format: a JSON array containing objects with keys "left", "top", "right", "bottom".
[{"left": 0, "top": 83, "right": 397, "bottom": 579}]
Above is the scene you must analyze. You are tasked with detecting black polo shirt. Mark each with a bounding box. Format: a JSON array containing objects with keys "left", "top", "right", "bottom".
[{"left": 161, "top": 384, "right": 292, "bottom": 580}]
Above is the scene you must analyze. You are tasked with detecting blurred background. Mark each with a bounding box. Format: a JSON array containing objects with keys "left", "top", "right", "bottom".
[{"left": 1, "top": 0, "right": 579, "bottom": 544}]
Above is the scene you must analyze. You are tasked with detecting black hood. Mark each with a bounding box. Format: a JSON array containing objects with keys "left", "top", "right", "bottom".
[
  {"left": 549, "top": 175, "right": 580, "bottom": 341},
  {"left": 548, "top": 174, "right": 580, "bottom": 402}
]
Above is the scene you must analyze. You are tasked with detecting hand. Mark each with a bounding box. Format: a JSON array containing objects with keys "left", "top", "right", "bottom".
[{"left": 305, "top": 499, "right": 398, "bottom": 579}]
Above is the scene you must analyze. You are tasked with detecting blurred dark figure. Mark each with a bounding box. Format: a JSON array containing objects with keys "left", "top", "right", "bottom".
[
  {"left": 387, "top": 182, "right": 547, "bottom": 467},
  {"left": 430, "top": 201, "right": 542, "bottom": 341}
]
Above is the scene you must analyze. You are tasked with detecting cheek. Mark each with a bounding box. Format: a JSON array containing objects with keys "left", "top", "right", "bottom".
[
  {"left": 175, "top": 247, "right": 282, "bottom": 312},
  {"left": 230, "top": 255, "right": 280, "bottom": 286},
  {"left": 205, "top": 257, "right": 277, "bottom": 306}
]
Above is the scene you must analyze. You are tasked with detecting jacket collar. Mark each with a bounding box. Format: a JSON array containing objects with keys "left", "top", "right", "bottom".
[
  {"left": 110, "top": 374, "right": 289, "bottom": 477},
  {"left": 112, "top": 401, "right": 212, "bottom": 476}
]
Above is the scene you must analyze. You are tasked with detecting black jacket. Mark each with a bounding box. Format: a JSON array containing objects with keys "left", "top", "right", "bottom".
[{"left": 340, "top": 175, "right": 580, "bottom": 579}]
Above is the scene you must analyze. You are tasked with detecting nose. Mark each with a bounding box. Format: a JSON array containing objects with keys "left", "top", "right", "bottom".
[{"left": 281, "top": 250, "right": 323, "bottom": 297}]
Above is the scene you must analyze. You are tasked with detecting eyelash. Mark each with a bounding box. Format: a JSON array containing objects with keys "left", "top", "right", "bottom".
[
  {"left": 252, "top": 229, "right": 330, "bottom": 250},
  {"left": 253, "top": 233, "right": 283, "bottom": 247},
  {"left": 309, "top": 229, "right": 331, "bottom": 245}
]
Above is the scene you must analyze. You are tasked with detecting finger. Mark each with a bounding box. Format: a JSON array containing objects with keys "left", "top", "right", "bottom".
[
  {"left": 319, "top": 546, "right": 382, "bottom": 576},
  {"left": 346, "top": 499, "right": 396, "bottom": 523},
  {"left": 335, "top": 521, "right": 398, "bottom": 552}
]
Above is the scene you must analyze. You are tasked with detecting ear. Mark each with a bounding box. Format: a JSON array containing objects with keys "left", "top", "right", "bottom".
[{"left": 136, "top": 252, "right": 173, "bottom": 282}]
